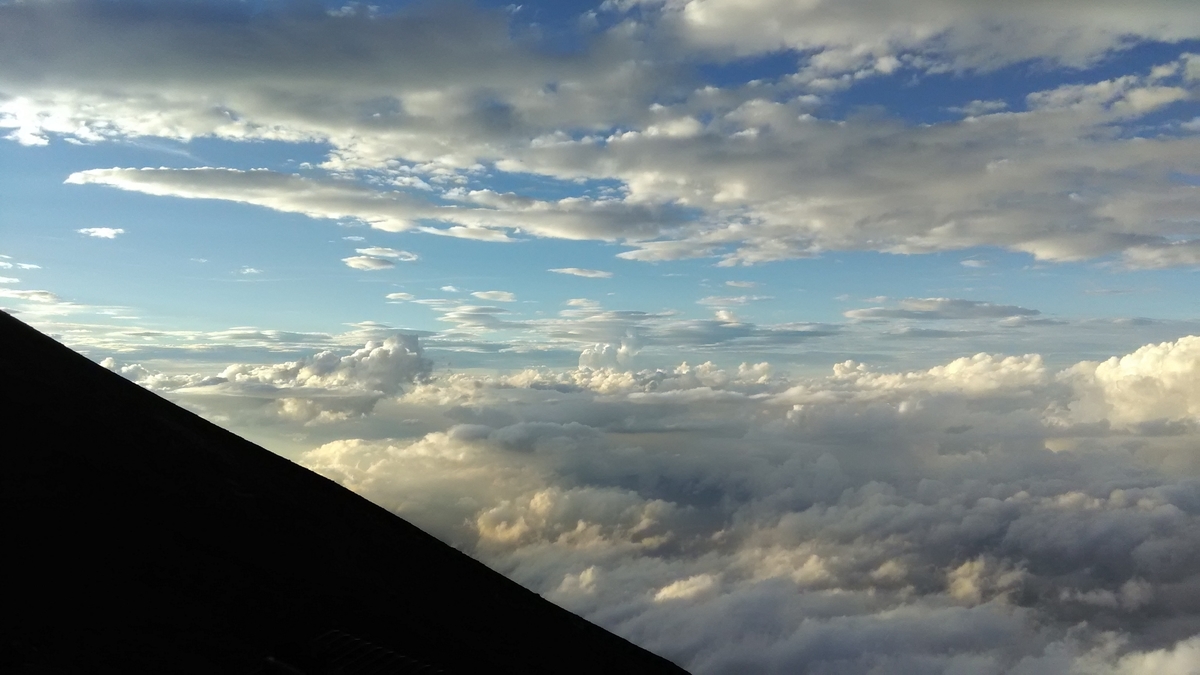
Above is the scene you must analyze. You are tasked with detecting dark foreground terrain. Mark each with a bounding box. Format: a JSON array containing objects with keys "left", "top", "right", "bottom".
[{"left": 0, "top": 312, "right": 688, "bottom": 674}]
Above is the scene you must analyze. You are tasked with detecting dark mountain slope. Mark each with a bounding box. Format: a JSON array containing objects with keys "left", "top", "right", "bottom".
[{"left": 0, "top": 312, "right": 688, "bottom": 675}]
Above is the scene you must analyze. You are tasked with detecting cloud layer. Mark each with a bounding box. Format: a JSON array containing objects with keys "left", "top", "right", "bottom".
[{"left": 101, "top": 331, "right": 1200, "bottom": 673}]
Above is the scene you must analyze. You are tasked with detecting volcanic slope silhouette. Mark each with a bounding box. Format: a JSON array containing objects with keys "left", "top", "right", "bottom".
[{"left": 1, "top": 312, "right": 689, "bottom": 675}]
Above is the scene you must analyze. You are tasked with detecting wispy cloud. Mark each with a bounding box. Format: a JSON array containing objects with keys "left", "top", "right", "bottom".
[{"left": 549, "top": 268, "right": 613, "bottom": 279}]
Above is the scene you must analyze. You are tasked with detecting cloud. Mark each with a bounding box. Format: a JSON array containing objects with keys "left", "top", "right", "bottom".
[
  {"left": 385, "top": 292, "right": 415, "bottom": 301},
  {"left": 0, "top": 277, "right": 18, "bottom": 284},
  {"left": 356, "top": 247, "right": 418, "bottom": 261},
  {"left": 0, "top": 288, "right": 61, "bottom": 303},
  {"left": 550, "top": 268, "right": 614, "bottom": 278},
  {"left": 77, "top": 227, "right": 125, "bottom": 238},
  {"left": 1060, "top": 335, "right": 1200, "bottom": 429},
  {"left": 1123, "top": 240, "right": 1200, "bottom": 269},
  {"left": 724, "top": 281, "right": 758, "bottom": 288},
  {"left": 97, "top": 324, "right": 1200, "bottom": 674},
  {"left": 951, "top": 100, "right": 1009, "bottom": 117},
  {"left": 846, "top": 298, "right": 1040, "bottom": 321},
  {"left": 472, "top": 290, "right": 517, "bottom": 302},
  {"left": 342, "top": 256, "right": 395, "bottom": 270},
  {"left": 112, "top": 335, "right": 431, "bottom": 395},
  {"left": 212, "top": 334, "right": 431, "bottom": 395},
  {"left": 238, "top": 267, "right": 262, "bottom": 275},
  {"left": 622, "top": 0, "right": 1200, "bottom": 74},
  {"left": 272, "top": 333, "right": 1200, "bottom": 673},
  {"left": 14, "top": 3, "right": 1193, "bottom": 267},
  {"left": 654, "top": 574, "right": 719, "bottom": 602},
  {"left": 66, "top": 168, "right": 685, "bottom": 243},
  {"left": 697, "top": 295, "right": 771, "bottom": 306}
]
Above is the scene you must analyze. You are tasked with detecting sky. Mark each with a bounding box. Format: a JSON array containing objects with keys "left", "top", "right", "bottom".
[{"left": 4, "top": 0, "right": 1200, "bottom": 672}]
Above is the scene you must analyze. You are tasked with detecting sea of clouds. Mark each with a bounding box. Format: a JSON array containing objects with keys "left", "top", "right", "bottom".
[{"left": 103, "top": 333, "right": 1200, "bottom": 674}]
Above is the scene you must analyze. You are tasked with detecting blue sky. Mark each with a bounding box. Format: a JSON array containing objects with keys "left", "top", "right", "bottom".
[{"left": 6, "top": 2, "right": 1200, "bottom": 672}]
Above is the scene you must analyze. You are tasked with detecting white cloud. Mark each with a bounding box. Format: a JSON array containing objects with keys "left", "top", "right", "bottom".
[
  {"left": 472, "top": 290, "right": 516, "bottom": 302},
  {"left": 724, "top": 280, "right": 758, "bottom": 288},
  {"left": 342, "top": 255, "right": 395, "bottom": 270},
  {"left": 356, "top": 247, "right": 418, "bottom": 261},
  {"left": 385, "top": 292, "right": 415, "bottom": 301},
  {"left": 238, "top": 267, "right": 262, "bottom": 275},
  {"left": 550, "top": 267, "right": 614, "bottom": 278},
  {"left": 0, "top": 277, "right": 18, "bottom": 284},
  {"left": 77, "top": 227, "right": 125, "bottom": 238},
  {"left": 1059, "top": 335, "right": 1200, "bottom": 429}
]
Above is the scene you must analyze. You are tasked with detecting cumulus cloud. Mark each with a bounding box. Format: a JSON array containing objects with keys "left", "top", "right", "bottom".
[
  {"left": 550, "top": 268, "right": 614, "bottom": 278},
  {"left": 77, "top": 227, "right": 124, "bottom": 238},
  {"left": 212, "top": 334, "right": 431, "bottom": 395},
  {"left": 1060, "top": 335, "right": 1200, "bottom": 429},
  {"left": 105, "top": 333, "right": 434, "bottom": 425}
]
